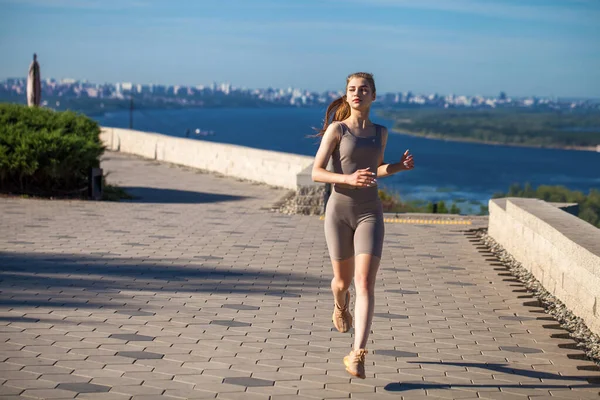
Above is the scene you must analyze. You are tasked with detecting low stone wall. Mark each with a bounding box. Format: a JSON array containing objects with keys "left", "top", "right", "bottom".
[
  {"left": 488, "top": 197, "right": 600, "bottom": 335},
  {"left": 100, "top": 127, "right": 327, "bottom": 213},
  {"left": 100, "top": 127, "right": 317, "bottom": 191}
]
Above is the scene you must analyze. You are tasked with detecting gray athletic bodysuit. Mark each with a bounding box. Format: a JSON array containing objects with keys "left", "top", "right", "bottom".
[{"left": 324, "top": 122, "right": 385, "bottom": 260}]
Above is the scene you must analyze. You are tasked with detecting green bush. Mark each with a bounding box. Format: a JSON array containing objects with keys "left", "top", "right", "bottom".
[
  {"left": 378, "top": 188, "right": 462, "bottom": 214},
  {"left": 378, "top": 188, "right": 426, "bottom": 213},
  {"left": 0, "top": 103, "right": 105, "bottom": 196},
  {"left": 449, "top": 203, "right": 461, "bottom": 214}
]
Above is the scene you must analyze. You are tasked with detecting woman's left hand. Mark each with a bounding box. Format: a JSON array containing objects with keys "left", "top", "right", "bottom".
[{"left": 400, "top": 150, "right": 414, "bottom": 170}]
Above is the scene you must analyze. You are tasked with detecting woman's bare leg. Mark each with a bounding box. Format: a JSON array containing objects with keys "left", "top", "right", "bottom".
[
  {"left": 352, "top": 253, "right": 380, "bottom": 350},
  {"left": 331, "top": 257, "right": 354, "bottom": 307}
]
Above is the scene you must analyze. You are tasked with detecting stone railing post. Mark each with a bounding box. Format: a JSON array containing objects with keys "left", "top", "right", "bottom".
[{"left": 295, "top": 164, "right": 330, "bottom": 215}]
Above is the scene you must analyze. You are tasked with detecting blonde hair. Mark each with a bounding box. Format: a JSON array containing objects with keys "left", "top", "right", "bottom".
[{"left": 317, "top": 72, "right": 376, "bottom": 136}]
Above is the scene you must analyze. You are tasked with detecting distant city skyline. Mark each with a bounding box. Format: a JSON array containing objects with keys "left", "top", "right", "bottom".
[
  {"left": 4, "top": 75, "right": 597, "bottom": 102},
  {"left": 6, "top": 77, "right": 596, "bottom": 113},
  {"left": 1, "top": 0, "right": 599, "bottom": 98}
]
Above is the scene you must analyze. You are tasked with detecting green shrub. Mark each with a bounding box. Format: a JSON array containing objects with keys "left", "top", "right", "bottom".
[
  {"left": 378, "top": 188, "right": 426, "bottom": 213},
  {"left": 378, "top": 188, "right": 463, "bottom": 214},
  {"left": 0, "top": 103, "right": 105, "bottom": 196},
  {"left": 449, "top": 203, "right": 461, "bottom": 214},
  {"left": 437, "top": 200, "right": 449, "bottom": 213}
]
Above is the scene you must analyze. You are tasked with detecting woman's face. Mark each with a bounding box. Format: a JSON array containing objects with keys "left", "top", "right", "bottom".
[{"left": 346, "top": 77, "right": 376, "bottom": 110}]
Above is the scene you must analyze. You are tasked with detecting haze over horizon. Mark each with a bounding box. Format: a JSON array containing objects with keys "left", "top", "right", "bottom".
[{"left": 1, "top": 0, "right": 599, "bottom": 98}]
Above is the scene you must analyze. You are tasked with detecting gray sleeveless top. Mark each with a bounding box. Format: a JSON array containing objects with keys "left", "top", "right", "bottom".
[{"left": 331, "top": 122, "right": 383, "bottom": 196}]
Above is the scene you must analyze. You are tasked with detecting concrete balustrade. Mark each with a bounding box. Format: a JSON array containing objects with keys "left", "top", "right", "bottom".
[
  {"left": 100, "top": 127, "right": 327, "bottom": 213},
  {"left": 488, "top": 197, "right": 600, "bottom": 335},
  {"left": 100, "top": 127, "right": 317, "bottom": 190}
]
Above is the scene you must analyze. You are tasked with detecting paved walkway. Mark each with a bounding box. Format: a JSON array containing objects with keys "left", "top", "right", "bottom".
[{"left": 1, "top": 151, "right": 599, "bottom": 400}]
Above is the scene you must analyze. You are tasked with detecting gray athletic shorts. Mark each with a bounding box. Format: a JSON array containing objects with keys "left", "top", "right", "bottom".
[{"left": 324, "top": 186, "right": 385, "bottom": 261}]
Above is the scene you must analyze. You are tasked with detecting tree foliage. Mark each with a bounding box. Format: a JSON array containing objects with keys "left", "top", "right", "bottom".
[
  {"left": 379, "top": 189, "right": 461, "bottom": 215},
  {"left": 379, "top": 108, "right": 600, "bottom": 148}
]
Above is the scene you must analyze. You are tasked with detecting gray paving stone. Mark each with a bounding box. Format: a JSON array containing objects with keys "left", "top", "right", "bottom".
[
  {"left": 499, "top": 346, "right": 543, "bottom": 354},
  {"left": 56, "top": 382, "right": 111, "bottom": 393},
  {"left": 258, "top": 292, "right": 298, "bottom": 299},
  {"left": 445, "top": 281, "right": 477, "bottom": 286},
  {"left": 222, "top": 304, "right": 261, "bottom": 311},
  {"left": 437, "top": 266, "right": 466, "bottom": 270},
  {"left": 116, "top": 351, "right": 164, "bottom": 359},
  {"left": 109, "top": 334, "right": 155, "bottom": 341},
  {"left": 115, "top": 310, "right": 156, "bottom": 316},
  {"left": 373, "top": 313, "right": 409, "bottom": 319},
  {"left": 498, "top": 315, "right": 535, "bottom": 321},
  {"left": 373, "top": 349, "right": 419, "bottom": 358},
  {"left": 385, "top": 289, "right": 419, "bottom": 295},
  {"left": 224, "top": 377, "right": 275, "bottom": 387},
  {"left": 211, "top": 320, "right": 252, "bottom": 327}
]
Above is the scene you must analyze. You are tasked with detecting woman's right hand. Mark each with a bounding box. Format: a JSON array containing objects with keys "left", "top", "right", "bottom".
[{"left": 345, "top": 168, "right": 377, "bottom": 187}]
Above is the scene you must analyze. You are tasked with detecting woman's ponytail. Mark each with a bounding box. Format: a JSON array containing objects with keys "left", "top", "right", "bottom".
[{"left": 317, "top": 95, "right": 351, "bottom": 136}]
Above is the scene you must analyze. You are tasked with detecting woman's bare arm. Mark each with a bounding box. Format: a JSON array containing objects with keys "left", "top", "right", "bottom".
[
  {"left": 311, "top": 123, "right": 349, "bottom": 185},
  {"left": 377, "top": 127, "right": 414, "bottom": 178}
]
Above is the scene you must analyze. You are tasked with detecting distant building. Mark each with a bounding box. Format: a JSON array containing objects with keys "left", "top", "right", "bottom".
[
  {"left": 86, "top": 88, "right": 99, "bottom": 98},
  {"left": 220, "top": 82, "right": 231, "bottom": 94}
]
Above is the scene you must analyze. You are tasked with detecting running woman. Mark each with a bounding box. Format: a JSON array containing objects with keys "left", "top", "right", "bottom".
[{"left": 312, "top": 72, "right": 414, "bottom": 378}]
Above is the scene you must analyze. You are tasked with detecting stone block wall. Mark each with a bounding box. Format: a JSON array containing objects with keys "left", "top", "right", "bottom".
[{"left": 488, "top": 197, "right": 600, "bottom": 335}]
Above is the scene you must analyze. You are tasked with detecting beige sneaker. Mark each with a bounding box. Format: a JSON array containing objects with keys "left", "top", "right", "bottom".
[
  {"left": 332, "top": 291, "right": 352, "bottom": 333},
  {"left": 343, "top": 348, "right": 367, "bottom": 379}
]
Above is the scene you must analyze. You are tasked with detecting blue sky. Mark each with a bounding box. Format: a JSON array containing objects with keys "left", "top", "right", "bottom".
[{"left": 1, "top": 0, "right": 599, "bottom": 97}]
